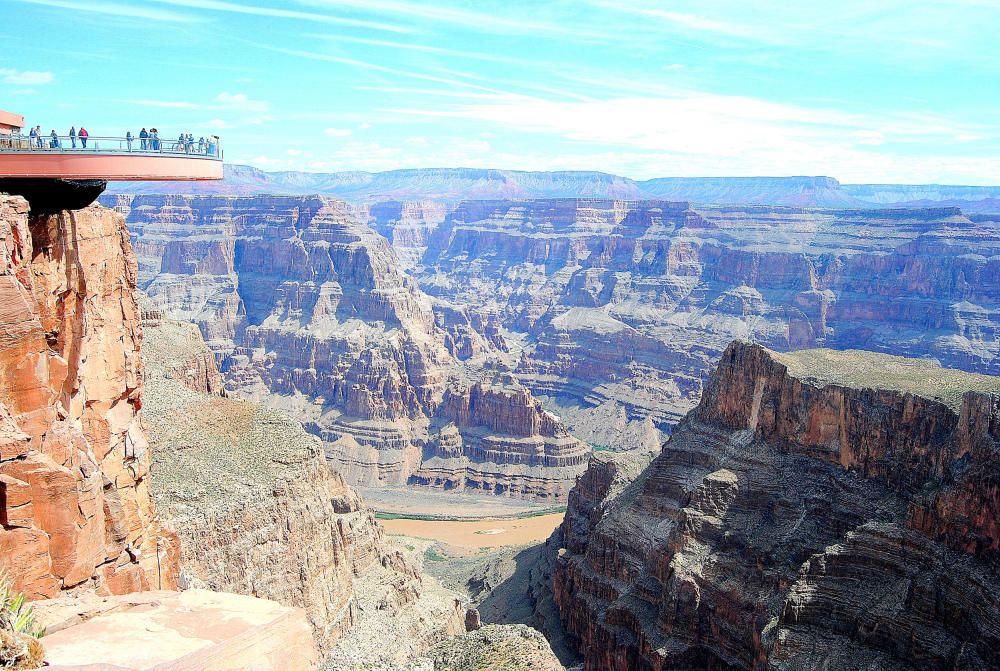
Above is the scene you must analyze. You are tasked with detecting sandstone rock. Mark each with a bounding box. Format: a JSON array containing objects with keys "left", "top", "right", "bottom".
[
  {"left": 37, "top": 589, "right": 317, "bottom": 670},
  {"left": 552, "top": 342, "right": 1000, "bottom": 670},
  {"left": 0, "top": 194, "right": 177, "bottom": 599}
]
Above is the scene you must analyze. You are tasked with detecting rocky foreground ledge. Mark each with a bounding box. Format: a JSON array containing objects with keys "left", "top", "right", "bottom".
[
  {"left": 37, "top": 589, "right": 317, "bottom": 670},
  {"left": 553, "top": 341, "right": 1000, "bottom": 670}
]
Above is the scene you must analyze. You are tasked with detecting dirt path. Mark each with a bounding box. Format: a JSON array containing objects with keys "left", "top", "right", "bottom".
[{"left": 381, "top": 513, "right": 564, "bottom": 552}]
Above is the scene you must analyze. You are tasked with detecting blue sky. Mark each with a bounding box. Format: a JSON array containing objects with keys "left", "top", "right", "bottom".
[{"left": 3, "top": 0, "right": 998, "bottom": 183}]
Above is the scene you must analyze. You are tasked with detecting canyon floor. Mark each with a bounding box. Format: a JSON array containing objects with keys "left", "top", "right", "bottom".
[{"left": 381, "top": 513, "right": 564, "bottom": 555}]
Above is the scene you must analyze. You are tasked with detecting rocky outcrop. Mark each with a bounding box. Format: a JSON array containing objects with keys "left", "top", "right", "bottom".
[
  {"left": 417, "top": 199, "right": 1000, "bottom": 433},
  {"left": 411, "top": 374, "right": 591, "bottom": 500},
  {"left": 142, "top": 316, "right": 469, "bottom": 656},
  {"left": 141, "top": 312, "right": 225, "bottom": 395},
  {"left": 553, "top": 342, "right": 1000, "bottom": 670},
  {"left": 0, "top": 194, "right": 178, "bottom": 600},
  {"left": 422, "top": 623, "right": 565, "bottom": 671},
  {"left": 37, "top": 589, "right": 318, "bottom": 670}
]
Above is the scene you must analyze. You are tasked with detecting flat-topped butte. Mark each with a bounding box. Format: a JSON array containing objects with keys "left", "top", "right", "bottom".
[{"left": 771, "top": 347, "right": 1000, "bottom": 412}]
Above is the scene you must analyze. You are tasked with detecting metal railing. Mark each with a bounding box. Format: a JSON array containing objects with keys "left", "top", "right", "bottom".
[{"left": 0, "top": 132, "right": 223, "bottom": 159}]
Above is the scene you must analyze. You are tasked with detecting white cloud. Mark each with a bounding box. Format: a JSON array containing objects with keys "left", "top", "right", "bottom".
[
  {"left": 324, "top": 127, "right": 353, "bottom": 137},
  {"left": 665, "top": 63, "right": 685, "bottom": 70},
  {"left": 126, "top": 99, "right": 201, "bottom": 109},
  {"left": 215, "top": 91, "right": 269, "bottom": 113},
  {"left": 385, "top": 93, "right": 998, "bottom": 183},
  {"left": 252, "top": 44, "right": 510, "bottom": 95},
  {"left": 300, "top": 0, "right": 600, "bottom": 39},
  {"left": 0, "top": 68, "right": 53, "bottom": 85},
  {"left": 640, "top": 9, "right": 761, "bottom": 39}
]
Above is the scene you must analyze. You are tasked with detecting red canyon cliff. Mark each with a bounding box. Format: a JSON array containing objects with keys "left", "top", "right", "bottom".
[{"left": 0, "top": 194, "right": 179, "bottom": 599}]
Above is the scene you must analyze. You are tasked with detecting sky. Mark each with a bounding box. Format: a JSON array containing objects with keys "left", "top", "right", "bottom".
[{"left": 2, "top": 0, "right": 999, "bottom": 184}]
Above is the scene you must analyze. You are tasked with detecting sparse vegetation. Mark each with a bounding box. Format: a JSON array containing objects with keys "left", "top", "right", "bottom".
[
  {"left": 772, "top": 347, "right": 1000, "bottom": 412},
  {"left": 424, "top": 546, "right": 448, "bottom": 562},
  {"left": 0, "top": 572, "right": 44, "bottom": 670}
]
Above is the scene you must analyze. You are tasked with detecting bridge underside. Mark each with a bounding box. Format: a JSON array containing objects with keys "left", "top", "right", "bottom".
[
  {"left": 0, "top": 152, "right": 223, "bottom": 180},
  {"left": 0, "top": 178, "right": 110, "bottom": 214}
]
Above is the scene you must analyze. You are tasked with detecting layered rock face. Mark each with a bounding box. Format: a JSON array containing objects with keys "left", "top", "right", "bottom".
[
  {"left": 112, "top": 194, "right": 587, "bottom": 500},
  {"left": 553, "top": 342, "right": 1000, "bottom": 670},
  {"left": 417, "top": 199, "right": 1000, "bottom": 431},
  {"left": 0, "top": 195, "right": 178, "bottom": 600},
  {"left": 411, "top": 374, "right": 591, "bottom": 500},
  {"left": 142, "top": 316, "right": 468, "bottom": 656},
  {"left": 361, "top": 200, "right": 448, "bottom": 269}
]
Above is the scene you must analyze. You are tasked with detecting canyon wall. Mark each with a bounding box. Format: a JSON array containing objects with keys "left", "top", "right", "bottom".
[
  {"left": 416, "top": 199, "right": 1000, "bottom": 433},
  {"left": 0, "top": 194, "right": 179, "bottom": 599},
  {"left": 410, "top": 373, "right": 591, "bottom": 500},
  {"left": 109, "top": 194, "right": 588, "bottom": 500},
  {"left": 553, "top": 341, "right": 1000, "bottom": 670},
  {"left": 141, "top": 316, "right": 469, "bottom": 656}
]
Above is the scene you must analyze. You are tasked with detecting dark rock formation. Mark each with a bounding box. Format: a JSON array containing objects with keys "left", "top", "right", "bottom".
[{"left": 552, "top": 342, "right": 1000, "bottom": 670}]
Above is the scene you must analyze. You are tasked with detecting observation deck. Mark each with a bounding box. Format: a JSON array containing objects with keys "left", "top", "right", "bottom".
[{"left": 0, "top": 110, "right": 223, "bottom": 181}]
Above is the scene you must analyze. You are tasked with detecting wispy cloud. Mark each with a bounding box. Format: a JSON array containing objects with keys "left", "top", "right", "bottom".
[
  {"left": 125, "top": 99, "right": 202, "bottom": 109},
  {"left": 638, "top": 9, "right": 766, "bottom": 40},
  {"left": 305, "top": 34, "right": 532, "bottom": 66},
  {"left": 215, "top": 92, "right": 269, "bottom": 113},
  {"left": 298, "top": 0, "right": 600, "bottom": 39},
  {"left": 324, "top": 127, "right": 352, "bottom": 137},
  {"left": 15, "top": 0, "right": 199, "bottom": 23},
  {"left": 251, "top": 43, "right": 514, "bottom": 95},
  {"left": 145, "top": 0, "right": 415, "bottom": 33},
  {"left": 0, "top": 68, "right": 53, "bottom": 85}
]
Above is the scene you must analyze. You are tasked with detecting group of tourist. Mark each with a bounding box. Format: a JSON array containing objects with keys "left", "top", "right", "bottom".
[
  {"left": 26, "top": 125, "right": 89, "bottom": 149},
  {"left": 9, "top": 125, "right": 219, "bottom": 156}
]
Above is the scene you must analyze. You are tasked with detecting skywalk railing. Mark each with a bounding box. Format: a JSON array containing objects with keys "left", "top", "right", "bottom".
[{"left": 0, "top": 133, "right": 223, "bottom": 159}]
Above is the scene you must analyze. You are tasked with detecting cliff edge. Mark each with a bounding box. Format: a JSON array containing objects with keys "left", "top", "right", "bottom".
[
  {"left": 0, "top": 194, "right": 179, "bottom": 599},
  {"left": 554, "top": 341, "right": 1000, "bottom": 670}
]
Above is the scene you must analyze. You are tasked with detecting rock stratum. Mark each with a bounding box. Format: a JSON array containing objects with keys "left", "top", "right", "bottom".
[
  {"left": 0, "top": 194, "right": 179, "bottom": 600},
  {"left": 414, "top": 199, "right": 1000, "bottom": 433},
  {"left": 553, "top": 341, "right": 1000, "bottom": 670},
  {"left": 103, "top": 193, "right": 1000, "bottom": 493},
  {"left": 106, "top": 194, "right": 589, "bottom": 500}
]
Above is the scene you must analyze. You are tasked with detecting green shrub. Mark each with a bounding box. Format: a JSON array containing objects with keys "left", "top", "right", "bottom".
[{"left": 0, "top": 572, "right": 43, "bottom": 639}]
